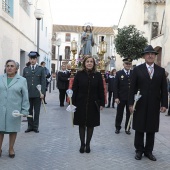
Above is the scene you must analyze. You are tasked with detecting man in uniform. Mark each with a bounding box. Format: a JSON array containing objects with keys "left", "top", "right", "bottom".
[
  {"left": 114, "top": 57, "right": 133, "bottom": 135},
  {"left": 23, "top": 51, "right": 46, "bottom": 133},
  {"left": 129, "top": 45, "right": 168, "bottom": 161}
]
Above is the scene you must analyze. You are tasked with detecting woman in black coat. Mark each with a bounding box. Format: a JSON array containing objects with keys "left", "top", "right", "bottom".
[{"left": 72, "top": 56, "right": 105, "bottom": 153}]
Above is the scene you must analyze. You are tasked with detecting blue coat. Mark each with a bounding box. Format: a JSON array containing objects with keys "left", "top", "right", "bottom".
[{"left": 0, "top": 74, "right": 29, "bottom": 132}]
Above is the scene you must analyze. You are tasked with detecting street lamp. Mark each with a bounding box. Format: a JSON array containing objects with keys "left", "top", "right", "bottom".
[
  {"left": 34, "top": 9, "right": 44, "bottom": 54},
  {"left": 56, "top": 38, "right": 61, "bottom": 72}
]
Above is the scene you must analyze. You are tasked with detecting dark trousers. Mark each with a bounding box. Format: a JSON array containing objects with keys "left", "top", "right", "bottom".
[
  {"left": 115, "top": 100, "right": 130, "bottom": 130},
  {"left": 107, "top": 91, "right": 114, "bottom": 107},
  {"left": 135, "top": 131, "right": 155, "bottom": 153},
  {"left": 28, "top": 97, "right": 41, "bottom": 130},
  {"left": 59, "top": 89, "right": 66, "bottom": 106}
]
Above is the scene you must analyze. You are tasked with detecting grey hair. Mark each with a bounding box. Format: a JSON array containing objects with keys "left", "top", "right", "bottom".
[{"left": 5, "top": 60, "right": 19, "bottom": 71}]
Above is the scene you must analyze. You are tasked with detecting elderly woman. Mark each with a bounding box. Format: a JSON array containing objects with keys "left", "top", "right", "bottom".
[
  {"left": 0, "top": 60, "right": 29, "bottom": 158},
  {"left": 72, "top": 55, "right": 105, "bottom": 153}
]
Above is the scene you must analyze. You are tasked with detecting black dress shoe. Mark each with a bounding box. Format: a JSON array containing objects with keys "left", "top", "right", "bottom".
[
  {"left": 60, "top": 104, "right": 64, "bottom": 107},
  {"left": 34, "top": 129, "right": 39, "bottom": 133},
  {"left": 135, "top": 152, "right": 143, "bottom": 160},
  {"left": 9, "top": 153, "right": 15, "bottom": 158},
  {"left": 79, "top": 144, "right": 85, "bottom": 153},
  {"left": 144, "top": 153, "right": 156, "bottom": 161},
  {"left": 106, "top": 105, "right": 110, "bottom": 108},
  {"left": 0, "top": 150, "right": 2, "bottom": 157},
  {"left": 125, "top": 130, "right": 131, "bottom": 135},
  {"left": 44, "top": 102, "right": 47, "bottom": 104},
  {"left": 85, "top": 145, "right": 91, "bottom": 153},
  {"left": 115, "top": 129, "right": 120, "bottom": 134},
  {"left": 25, "top": 129, "right": 33, "bottom": 133}
]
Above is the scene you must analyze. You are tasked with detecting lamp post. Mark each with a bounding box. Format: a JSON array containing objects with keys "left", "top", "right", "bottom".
[
  {"left": 34, "top": 9, "right": 44, "bottom": 54},
  {"left": 56, "top": 38, "right": 61, "bottom": 72}
]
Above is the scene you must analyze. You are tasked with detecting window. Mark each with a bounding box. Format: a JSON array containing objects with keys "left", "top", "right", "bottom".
[
  {"left": 99, "top": 36, "right": 104, "bottom": 43},
  {"left": 19, "top": 0, "right": 30, "bottom": 15},
  {"left": 65, "top": 46, "right": 70, "bottom": 59},
  {"left": 2, "top": 0, "right": 14, "bottom": 17},
  {"left": 65, "top": 33, "right": 71, "bottom": 42}
]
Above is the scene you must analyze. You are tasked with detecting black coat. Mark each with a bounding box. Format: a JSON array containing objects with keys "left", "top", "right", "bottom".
[
  {"left": 106, "top": 75, "right": 116, "bottom": 92},
  {"left": 129, "top": 63, "right": 168, "bottom": 132},
  {"left": 72, "top": 70, "right": 105, "bottom": 127},
  {"left": 114, "top": 70, "right": 133, "bottom": 100},
  {"left": 57, "top": 71, "right": 69, "bottom": 90}
]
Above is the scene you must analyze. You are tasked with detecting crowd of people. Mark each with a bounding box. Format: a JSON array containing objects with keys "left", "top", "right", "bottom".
[{"left": 0, "top": 31, "right": 169, "bottom": 162}]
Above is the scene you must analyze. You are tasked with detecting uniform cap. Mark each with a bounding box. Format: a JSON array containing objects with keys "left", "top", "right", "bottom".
[
  {"left": 28, "top": 51, "right": 40, "bottom": 58},
  {"left": 122, "top": 58, "right": 132, "bottom": 63}
]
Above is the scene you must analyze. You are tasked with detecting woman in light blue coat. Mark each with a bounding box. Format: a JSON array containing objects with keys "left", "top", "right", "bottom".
[{"left": 0, "top": 60, "right": 29, "bottom": 158}]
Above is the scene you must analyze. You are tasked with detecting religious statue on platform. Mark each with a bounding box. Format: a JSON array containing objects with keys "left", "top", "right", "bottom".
[{"left": 80, "top": 23, "right": 95, "bottom": 56}]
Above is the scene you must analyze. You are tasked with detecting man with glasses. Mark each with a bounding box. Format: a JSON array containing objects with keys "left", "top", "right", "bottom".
[{"left": 114, "top": 58, "right": 133, "bottom": 135}]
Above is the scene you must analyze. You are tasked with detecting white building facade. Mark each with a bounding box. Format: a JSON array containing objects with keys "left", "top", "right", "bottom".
[
  {"left": 116, "top": 0, "right": 170, "bottom": 72},
  {"left": 0, "top": 0, "right": 52, "bottom": 75}
]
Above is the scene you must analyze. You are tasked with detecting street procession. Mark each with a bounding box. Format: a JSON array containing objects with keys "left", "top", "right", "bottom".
[{"left": 1, "top": 0, "right": 170, "bottom": 170}]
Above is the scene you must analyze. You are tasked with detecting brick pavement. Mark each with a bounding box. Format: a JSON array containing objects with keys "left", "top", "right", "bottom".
[{"left": 0, "top": 88, "right": 170, "bottom": 170}]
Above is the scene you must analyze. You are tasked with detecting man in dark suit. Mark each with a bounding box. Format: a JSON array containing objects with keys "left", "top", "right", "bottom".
[
  {"left": 129, "top": 45, "right": 168, "bottom": 161},
  {"left": 23, "top": 51, "right": 46, "bottom": 133},
  {"left": 114, "top": 58, "right": 133, "bottom": 135},
  {"left": 57, "top": 64, "right": 70, "bottom": 106}
]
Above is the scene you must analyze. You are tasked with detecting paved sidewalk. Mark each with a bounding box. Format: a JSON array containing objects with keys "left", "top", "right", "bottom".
[{"left": 1, "top": 88, "right": 170, "bottom": 170}]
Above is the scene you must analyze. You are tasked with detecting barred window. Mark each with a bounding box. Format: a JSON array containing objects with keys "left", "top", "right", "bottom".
[{"left": 2, "top": 0, "right": 13, "bottom": 17}]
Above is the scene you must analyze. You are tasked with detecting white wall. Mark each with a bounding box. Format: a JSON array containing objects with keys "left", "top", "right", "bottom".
[{"left": 0, "top": 0, "right": 52, "bottom": 74}]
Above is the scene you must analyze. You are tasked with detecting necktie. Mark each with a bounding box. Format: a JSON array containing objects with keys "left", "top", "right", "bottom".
[
  {"left": 126, "top": 71, "right": 129, "bottom": 76},
  {"left": 32, "top": 66, "right": 34, "bottom": 71},
  {"left": 148, "top": 66, "right": 153, "bottom": 79}
]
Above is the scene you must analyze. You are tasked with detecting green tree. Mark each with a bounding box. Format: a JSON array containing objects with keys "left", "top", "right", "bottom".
[{"left": 114, "top": 25, "right": 148, "bottom": 60}]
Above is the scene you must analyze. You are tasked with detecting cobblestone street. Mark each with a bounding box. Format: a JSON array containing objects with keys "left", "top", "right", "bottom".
[{"left": 1, "top": 88, "right": 170, "bottom": 170}]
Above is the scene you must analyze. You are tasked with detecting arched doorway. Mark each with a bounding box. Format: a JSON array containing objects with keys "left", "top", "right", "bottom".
[{"left": 154, "top": 46, "right": 162, "bottom": 67}]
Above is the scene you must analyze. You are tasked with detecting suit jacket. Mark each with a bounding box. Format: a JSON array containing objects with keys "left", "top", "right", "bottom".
[
  {"left": 57, "top": 70, "right": 70, "bottom": 90},
  {"left": 23, "top": 65, "right": 46, "bottom": 98},
  {"left": 129, "top": 63, "right": 168, "bottom": 132},
  {"left": 114, "top": 69, "right": 133, "bottom": 100},
  {"left": 0, "top": 74, "right": 29, "bottom": 132}
]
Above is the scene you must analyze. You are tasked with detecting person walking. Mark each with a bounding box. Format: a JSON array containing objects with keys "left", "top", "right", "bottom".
[
  {"left": 106, "top": 69, "right": 116, "bottom": 108},
  {"left": 40, "top": 61, "right": 51, "bottom": 104},
  {"left": 23, "top": 51, "right": 46, "bottom": 133},
  {"left": 0, "top": 60, "right": 29, "bottom": 158},
  {"left": 72, "top": 55, "right": 105, "bottom": 153},
  {"left": 57, "top": 64, "right": 70, "bottom": 107},
  {"left": 129, "top": 45, "right": 168, "bottom": 161},
  {"left": 114, "top": 58, "right": 133, "bottom": 135}
]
